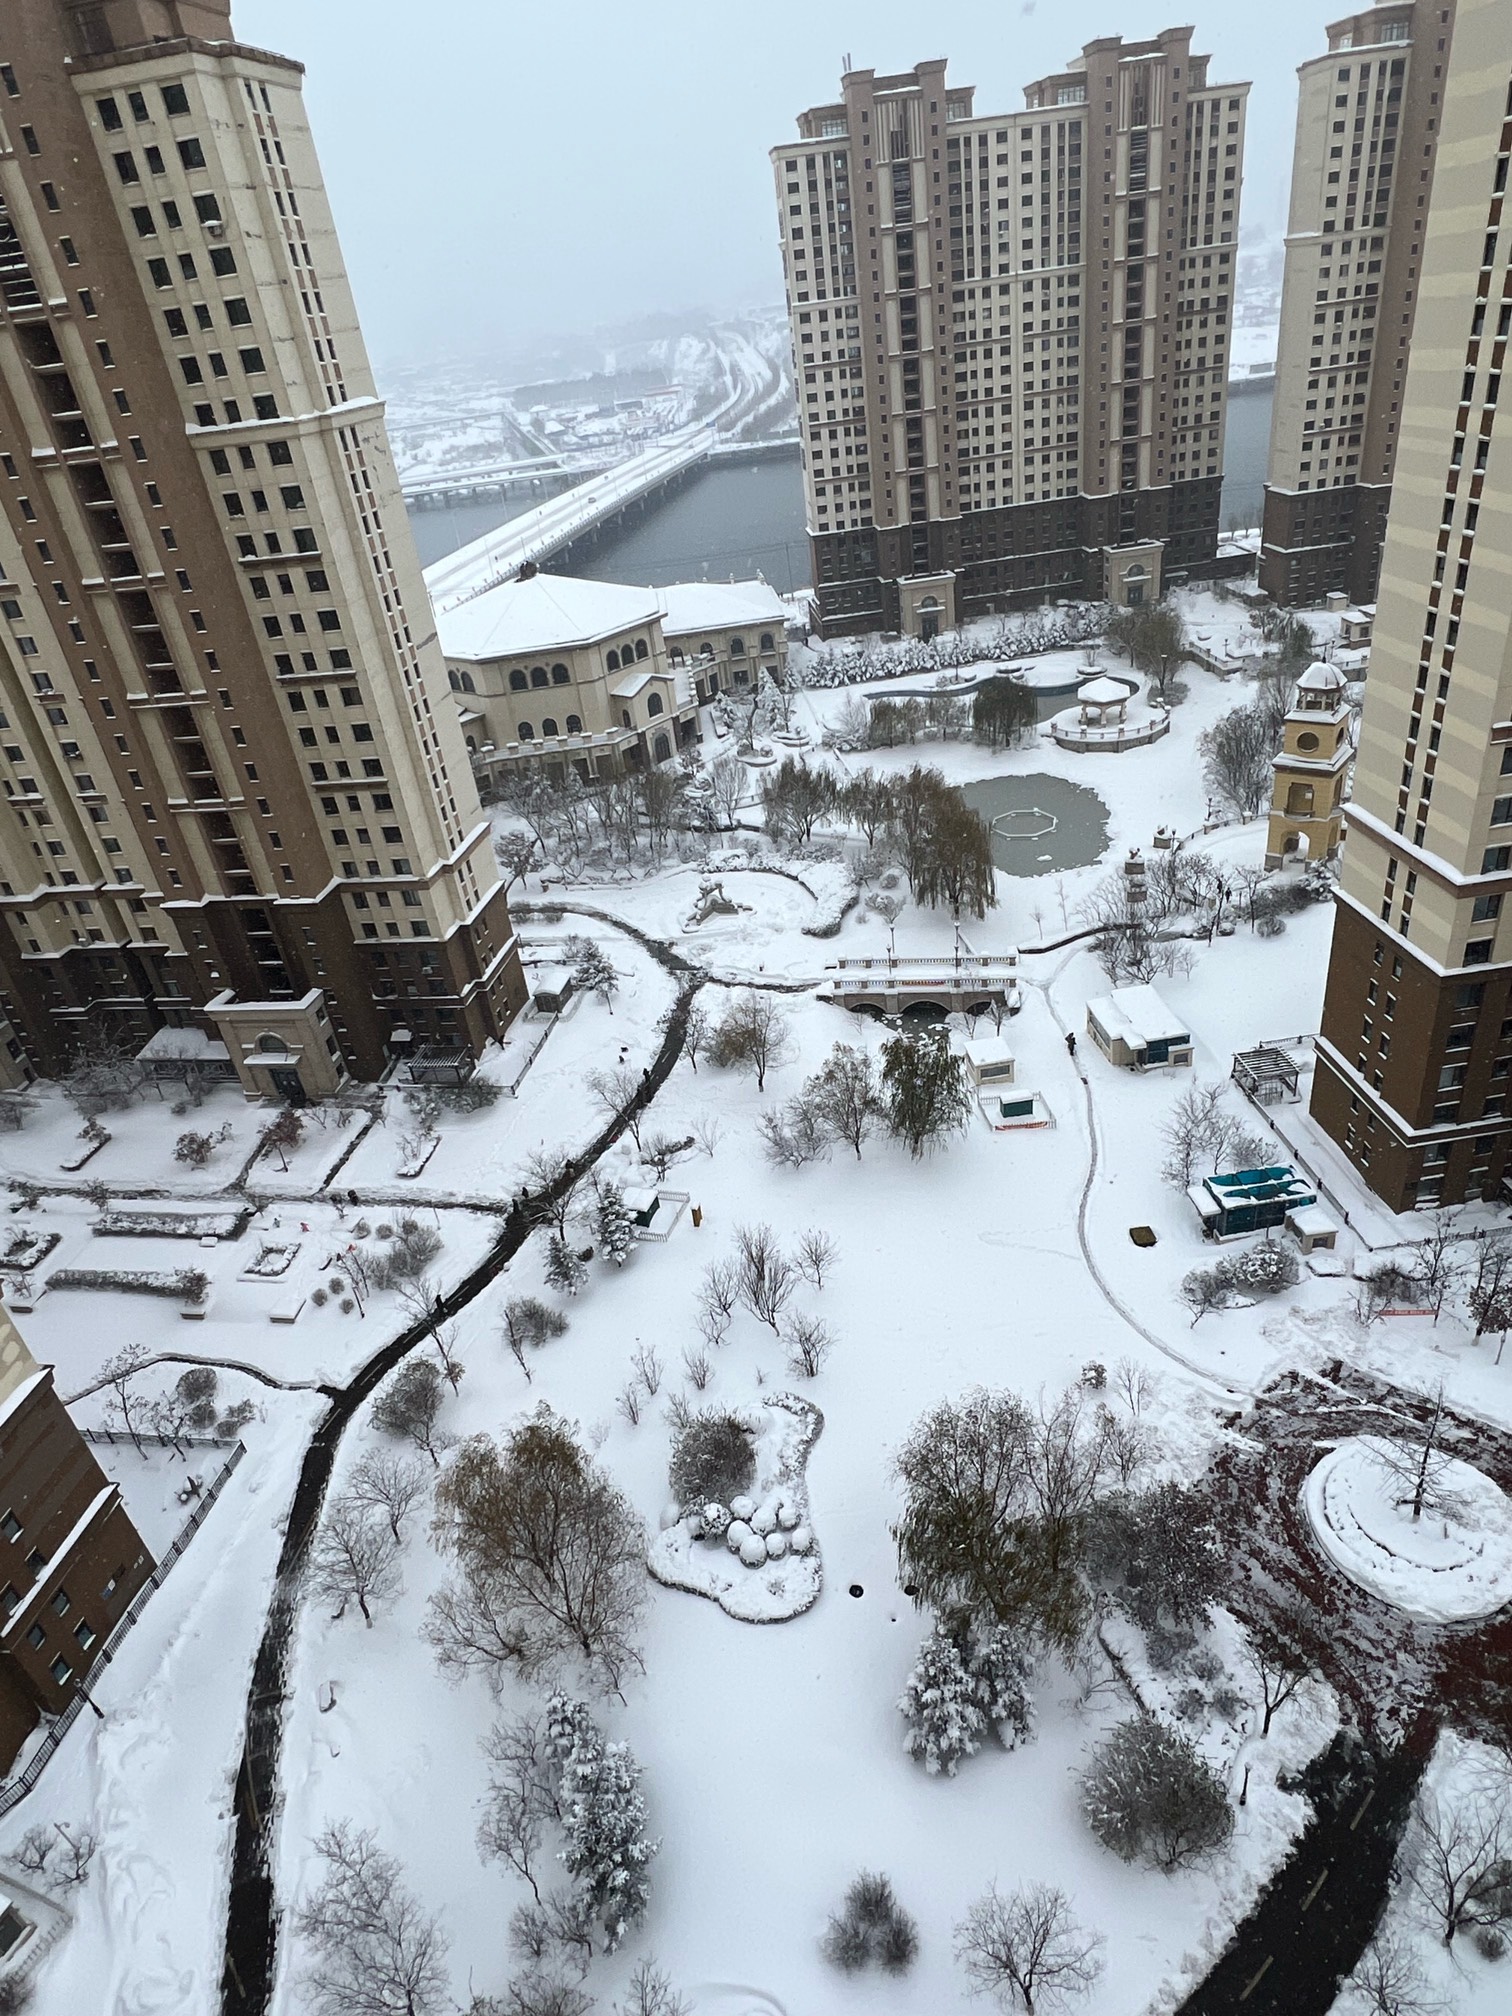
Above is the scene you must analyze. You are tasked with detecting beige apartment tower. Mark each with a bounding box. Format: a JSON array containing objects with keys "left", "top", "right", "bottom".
[
  {"left": 1260, "top": 0, "right": 1458, "bottom": 607},
  {"left": 0, "top": 0, "right": 526, "bottom": 1095},
  {"left": 1310, "top": 0, "right": 1512, "bottom": 1212},
  {"left": 774, "top": 34, "right": 1249, "bottom": 637}
]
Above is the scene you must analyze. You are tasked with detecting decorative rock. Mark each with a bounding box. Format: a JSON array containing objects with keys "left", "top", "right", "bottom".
[
  {"left": 749, "top": 1502, "right": 778, "bottom": 1537},
  {"left": 789, "top": 1524, "right": 813, "bottom": 1555},
  {"left": 739, "top": 1534, "right": 768, "bottom": 1568},
  {"left": 729, "top": 1494, "right": 756, "bottom": 1522},
  {"left": 725, "top": 1519, "right": 754, "bottom": 1556},
  {"left": 765, "top": 1530, "right": 788, "bottom": 1561},
  {"left": 701, "top": 1501, "right": 731, "bottom": 1540},
  {"left": 776, "top": 1500, "right": 800, "bottom": 1531}
]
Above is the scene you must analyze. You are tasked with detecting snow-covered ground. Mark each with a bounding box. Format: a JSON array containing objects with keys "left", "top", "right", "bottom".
[{"left": 3, "top": 604, "right": 1507, "bottom": 2016}]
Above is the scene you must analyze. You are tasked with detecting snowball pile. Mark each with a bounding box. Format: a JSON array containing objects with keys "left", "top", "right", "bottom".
[{"left": 690, "top": 1493, "right": 815, "bottom": 1568}]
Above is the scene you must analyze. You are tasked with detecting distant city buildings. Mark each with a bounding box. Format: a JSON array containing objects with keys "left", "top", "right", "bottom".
[
  {"left": 0, "top": 1309, "right": 152, "bottom": 1772},
  {"left": 1260, "top": 1, "right": 1456, "bottom": 607},
  {"left": 1310, "top": 0, "right": 1512, "bottom": 1211},
  {"left": 0, "top": 1, "right": 526, "bottom": 1099},
  {"left": 439, "top": 571, "right": 788, "bottom": 789},
  {"left": 773, "top": 34, "right": 1249, "bottom": 638}
]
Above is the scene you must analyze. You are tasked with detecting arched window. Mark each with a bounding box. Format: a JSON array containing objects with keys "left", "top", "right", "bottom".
[
  {"left": 653, "top": 732, "right": 671, "bottom": 763},
  {"left": 700, "top": 642, "right": 715, "bottom": 661},
  {"left": 606, "top": 648, "right": 621, "bottom": 671},
  {"left": 566, "top": 714, "right": 582, "bottom": 734},
  {"left": 447, "top": 669, "right": 461, "bottom": 691},
  {"left": 620, "top": 708, "right": 632, "bottom": 730},
  {"left": 518, "top": 721, "right": 535, "bottom": 741},
  {"left": 551, "top": 663, "right": 570, "bottom": 685},
  {"left": 669, "top": 647, "right": 685, "bottom": 666},
  {"left": 509, "top": 669, "right": 528, "bottom": 692},
  {"left": 634, "top": 638, "right": 648, "bottom": 661},
  {"left": 256, "top": 1033, "right": 283, "bottom": 1054},
  {"left": 759, "top": 632, "right": 775, "bottom": 653},
  {"left": 646, "top": 692, "right": 664, "bottom": 717},
  {"left": 530, "top": 665, "right": 549, "bottom": 689},
  {"left": 730, "top": 636, "right": 746, "bottom": 657},
  {"left": 465, "top": 735, "right": 476, "bottom": 751},
  {"left": 542, "top": 718, "right": 558, "bottom": 738},
  {"left": 460, "top": 671, "right": 475, "bottom": 694}
]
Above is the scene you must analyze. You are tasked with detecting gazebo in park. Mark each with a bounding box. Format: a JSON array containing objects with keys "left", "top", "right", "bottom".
[{"left": 1076, "top": 676, "right": 1131, "bottom": 730}]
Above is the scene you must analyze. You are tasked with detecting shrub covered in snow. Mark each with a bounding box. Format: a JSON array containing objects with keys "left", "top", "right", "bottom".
[
  {"left": 1080, "top": 1713, "right": 1233, "bottom": 1871},
  {"left": 1084, "top": 1482, "right": 1226, "bottom": 1636},
  {"left": 821, "top": 1871, "right": 920, "bottom": 1977},
  {"left": 669, "top": 1411, "right": 756, "bottom": 1517},
  {"left": 544, "top": 1692, "right": 658, "bottom": 1953}
]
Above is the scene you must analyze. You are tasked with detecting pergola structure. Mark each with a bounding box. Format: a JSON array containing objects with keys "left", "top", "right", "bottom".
[{"left": 1232, "top": 1046, "right": 1302, "bottom": 1105}]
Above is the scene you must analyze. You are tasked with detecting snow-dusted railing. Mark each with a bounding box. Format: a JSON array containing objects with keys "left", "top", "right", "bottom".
[
  {"left": 0, "top": 1441, "right": 246, "bottom": 1817},
  {"left": 80, "top": 1426, "right": 242, "bottom": 1452}
]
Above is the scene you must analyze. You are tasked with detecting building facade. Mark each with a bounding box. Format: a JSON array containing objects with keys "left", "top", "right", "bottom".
[
  {"left": 773, "top": 35, "right": 1249, "bottom": 638},
  {"left": 0, "top": 0, "right": 526, "bottom": 1096},
  {"left": 1260, "top": 0, "right": 1458, "bottom": 607},
  {"left": 0, "top": 1308, "right": 153, "bottom": 1771},
  {"left": 443, "top": 571, "right": 788, "bottom": 790},
  {"left": 1310, "top": 0, "right": 1512, "bottom": 1212}
]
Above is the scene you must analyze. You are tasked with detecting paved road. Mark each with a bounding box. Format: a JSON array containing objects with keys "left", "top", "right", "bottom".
[{"left": 1174, "top": 1721, "right": 1435, "bottom": 2016}]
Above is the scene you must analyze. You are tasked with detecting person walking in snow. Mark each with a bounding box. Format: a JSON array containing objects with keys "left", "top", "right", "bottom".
[{"left": 1065, "top": 1031, "right": 1077, "bottom": 1059}]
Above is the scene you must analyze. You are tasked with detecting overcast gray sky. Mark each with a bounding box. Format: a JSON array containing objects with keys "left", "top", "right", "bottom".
[{"left": 235, "top": 0, "right": 1330, "bottom": 374}]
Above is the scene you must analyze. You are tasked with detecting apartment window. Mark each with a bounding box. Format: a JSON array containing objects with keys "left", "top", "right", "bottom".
[
  {"left": 1465, "top": 940, "right": 1494, "bottom": 965},
  {"left": 74, "top": 1620, "right": 95, "bottom": 1650},
  {"left": 25, "top": 1625, "right": 45, "bottom": 1651},
  {"left": 225, "top": 297, "right": 252, "bottom": 326},
  {"left": 1472, "top": 894, "right": 1503, "bottom": 923},
  {"left": 147, "top": 257, "right": 171, "bottom": 288},
  {"left": 98, "top": 94, "right": 123, "bottom": 129},
  {"left": 162, "top": 83, "right": 190, "bottom": 116},
  {"left": 0, "top": 1513, "right": 20, "bottom": 1543},
  {"left": 0, "top": 67, "right": 17, "bottom": 98},
  {"left": 209, "top": 247, "right": 237, "bottom": 276},
  {"left": 1493, "top": 799, "right": 1512, "bottom": 827},
  {"left": 192, "top": 194, "right": 221, "bottom": 224},
  {"left": 179, "top": 357, "right": 203, "bottom": 386},
  {"left": 49, "top": 1588, "right": 69, "bottom": 1617},
  {"left": 114, "top": 151, "right": 140, "bottom": 185},
  {"left": 279, "top": 485, "right": 306, "bottom": 509},
  {"left": 131, "top": 207, "right": 156, "bottom": 238},
  {"left": 177, "top": 137, "right": 207, "bottom": 170},
  {"left": 48, "top": 1656, "right": 70, "bottom": 1686},
  {"left": 239, "top": 347, "right": 266, "bottom": 375},
  {"left": 1483, "top": 847, "right": 1511, "bottom": 874}
]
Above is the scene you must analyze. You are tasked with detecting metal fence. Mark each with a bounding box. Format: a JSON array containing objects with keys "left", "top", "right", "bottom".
[{"left": 0, "top": 1440, "right": 246, "bottom": 1817}]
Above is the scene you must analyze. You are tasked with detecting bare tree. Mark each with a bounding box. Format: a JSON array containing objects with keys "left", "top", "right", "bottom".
[
  {"left": 1407, "top": 1759, "right": 1512, "bottom": 1945},
  {"left": 372, "top": 1359, "right": 448, "bottom": 1466},
  {"left": 615, "top": 1958, "right": 692, "bottom": 2016},
  {"left": 1468, "top": 1232, "right": 1512, "bottom": 1357},
  {"left": 1415, "top": 1214, "right": 1464, "bottom": 1325},
  {"left": 955, "top": 1882, "right": 1104, "bottom": 2014},
  {"left": 698, "top": 1258, "right": 740, "bottom": 1345},
  {"left": 586, "top": 1066, "right": 646, "bottom": 1154},
  {"left": 1200, "top": 702, "right": 1276, "bottom": 820},
  {"left": 630, "top": 1344, "right": 663, "bottom": 1396},
  {"left": 1114, "top": 1359, "right": 1153, "bottom": 1418},
  {"left": 703, "top": 752, "right": 746, "bottom": 831},
  {"left": 426, "top": 1410, "right": 647, "bottom": 1692},
  {"left": 1343, "top": 1930, "right": 1449, "bottom": 2016},
  {"left": 1179, "top": 1267, "right": 1229, "bottom": 1327},
  {"left": 1245, "top": 1620, "right": 1312, "bottom": 1737},
  {"left": 503, "top": 1297, "right": 570, "bottom": 1380},
  {"left": 521, "top": 1150, "right": 581, "bottom": 1242},
  {"left": 346, "top": 1449, "right": 428, "bottom": 1546},
  {"left": 807, "top": 1043, "right": 882, "bottom": 1158},
  {"left": 708, "top": 993, "right": 793, "bottom": 1092},
  {"left": 478, "top": 1711, "right": 559, "bottom": 1905},
  {"left": 259, "top": 1106, "right": 305, "bottom": 1173},
  {"left": 757, "top": 1098, "right": 831, "bottom": 1169},
  {"left": 396, "top": 1278, "right": 466, "bottom": 1395},
  {"left": 734, "top": 1223, "right": 796, "bottom": 1332},
  {"left": 1377, "top": 1387, "right": 1456, "bottom": 1523},
  {"left": 795, "top": 1228, "right": 838, "bottom": 1289},
  {"left": 681, "top": 1001, "right": 712, "bottom": 1073},
  {"left": 681, "top": 1344, "right": 712, "bottom": 1391},
  {"left": 295, "top": 1821, "right": 450, "bottom": 2016},
  {"left": 308, "top": 1496, "right": 402, "bottom": 1628},
  {"left": 98, "top": 1343, "right": 153, "bottom": 1457},
  {"left": 783, "top": 1312, "right": 834, "bottom": 1378}
]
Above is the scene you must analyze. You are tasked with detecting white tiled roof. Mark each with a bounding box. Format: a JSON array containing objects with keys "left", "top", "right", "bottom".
[
  {"left": 437, "top": 572, "right": 661, "bottom": 661},
  {"left": 656, "top": 580, "right": 788, "bottom": 637}
]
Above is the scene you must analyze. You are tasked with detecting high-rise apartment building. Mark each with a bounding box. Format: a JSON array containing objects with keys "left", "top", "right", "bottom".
[
  {"left": 0, "top": 1, "right": 526, "bottom": 1098},
  {"left": 0, "top": 1306, "right": 153, "bottom": 1770},
  {"left": 1260, "top": 1, "right": 1457, "bottom": 607},
  {"left": 1310, "top": 0, "right": 1512, "bottom": 1212},
  {"left": 773, "top": 34, "right": 1249, "bottom": 639}
]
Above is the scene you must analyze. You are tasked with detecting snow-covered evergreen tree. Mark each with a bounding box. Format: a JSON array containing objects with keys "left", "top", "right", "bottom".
[
  {"left": 545, "top": 1235, "right": 587, "bottom": 1298},
  {"left": 898, "top": 1621, "right": 986, "bottom": 1776},
  {"left": 967, "top": 1621, "right": 1036, "bottom": 1751},
  {"left": 594, "top": 1182, "right": 633, "bottom": 1268},
  {"left": 544, "top": 1692, "right": 658, "bottom": 1952}
]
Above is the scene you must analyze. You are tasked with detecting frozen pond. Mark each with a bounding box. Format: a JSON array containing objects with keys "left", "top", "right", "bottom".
[{"left": 958, "top": 770, "right": 1112, "bottom": 878}]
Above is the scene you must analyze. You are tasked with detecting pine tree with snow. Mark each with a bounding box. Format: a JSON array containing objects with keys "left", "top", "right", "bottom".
[
  {"left": 545, "top": 1692, "right": 658, "bottom": 1953},
  {"left": 898, "top": 1621, "right": 986, "bottom": 1776},
  {"left": 967, "top": 1621, "right": 1036, "bottom": 1752},
  {"left": 594, "top": 1182, "right": 633, "bottom": 1268},
  {"left": 545, "top": 1234, "right": 587, "bottom": 1298}
]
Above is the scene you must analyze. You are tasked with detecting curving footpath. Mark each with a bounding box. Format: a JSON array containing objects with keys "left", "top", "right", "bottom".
[{"left": 218, "top": 968, "right": 704, "bottom": 2015}]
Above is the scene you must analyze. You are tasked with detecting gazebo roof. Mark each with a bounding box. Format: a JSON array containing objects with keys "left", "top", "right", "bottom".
[
  {"left": 1078, "top": 675, "right": 1130, "bottom": 705},
  {"left": 1296, "top": 660, "right": 1346, "bottom": 695}
]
